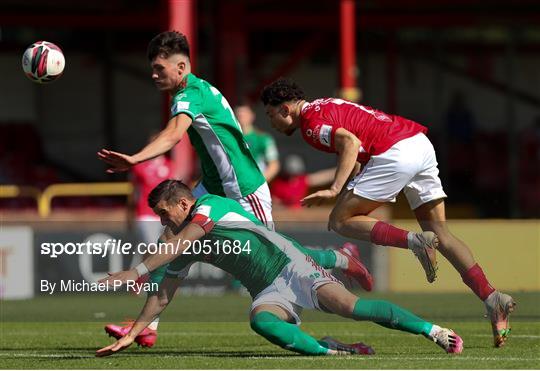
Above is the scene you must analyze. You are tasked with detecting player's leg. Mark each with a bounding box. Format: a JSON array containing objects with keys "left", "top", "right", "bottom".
[
  {"left": 316, "top": 282, "right": 463, "bottom": 353},
  {"left": 329, "top": 189, "right": 384, "bottom": 240},
  {"left": 405, "top": 133, "right": 516, "bottom": 347},
  {"left": 241, "top": 183, "right": 373, "bottom": 288},
  {"left": 249, "top": 303, "right": 335, "bottom": 355},
  {"left": 329, "top": 135, "right": 456, "bottom": 283},
  {"left": 329, "top": 190, "right": 438, "bottom": 283},
  {"left": 291, "top": 239, "right": 373, "bottom": 291},
  {"left": 413, "top": 199, "right": 475, "bottom": 274},
  {"left": 413, "top": 198, "right": 516, "bottom": 347}
]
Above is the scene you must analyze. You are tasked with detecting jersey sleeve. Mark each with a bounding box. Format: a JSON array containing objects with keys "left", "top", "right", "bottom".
[
  {"left": 189, "top": 195, "right": 229, "bottom": 233},
  {"left": 170, "top": 86, "right": 203, "bottom": 120},
  {"left": 302, "top": 117, "right": 338, "bottom": 153},
  {"left": 263, "top": 134, "right": 279, "bottom": 161}
]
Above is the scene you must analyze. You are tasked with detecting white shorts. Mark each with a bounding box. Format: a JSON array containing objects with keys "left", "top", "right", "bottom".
[
  {"left": 251, "top": 254, "right": 341, "bottom": 325},
  {"left": 193, "top": 182, "right": 274, "bottom": 230},
  {"left": 346, "top": 133, "right": 447, "bottom": 210}
]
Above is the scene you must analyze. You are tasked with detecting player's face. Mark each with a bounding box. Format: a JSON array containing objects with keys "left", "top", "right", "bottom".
[
  {"left": 265, "top": 104, "right": 295, "bottom": 136},
  {"left": 153, "top": 199, "right": 189, "bottom": 229},
  {"left": 150, "top": 55, "right": 185, "bottom": 92},
  {"left": 235, "top": 105, "right": 255, "bottom": 133}
]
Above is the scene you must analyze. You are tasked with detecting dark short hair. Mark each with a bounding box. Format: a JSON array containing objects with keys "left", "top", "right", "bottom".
[
  {"left": 148, "top": 180, "right": 194, "bottom": 208},
  {"left": 147, "top": 31, "right": 190, "bottom": 61},
  {"left": 260, "top": 78, "right": 306, "bottom": 106}
]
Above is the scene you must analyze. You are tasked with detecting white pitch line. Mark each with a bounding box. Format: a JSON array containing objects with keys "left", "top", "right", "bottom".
[
  {"left": 3, "top": 331, "right": 539, "bottom": 339},
  {"left": 245, "top": 356, "right": 540, "bottom": 361},
  {"left": 1, "top": 353, "right": 539, "bottom": 362}
]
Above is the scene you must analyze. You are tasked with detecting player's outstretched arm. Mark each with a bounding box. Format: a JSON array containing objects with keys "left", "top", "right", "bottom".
[
  {"left": 327, "top": 128, "right": 361, "bottom": 194},
  {"left": 141, "top": 222, "right": 205, "bottom": 272},
  {"left": 131, "top": 114, "right": 192, "bottom": 164},
  {"left": 96, "top": 114, "right": 192, "bottom": 173},
  {"left": 301, "top": 128, "right": 360, "bottom": 207},
  {"left": 96, "top": 278, "right": 180, "bottom": 357}
]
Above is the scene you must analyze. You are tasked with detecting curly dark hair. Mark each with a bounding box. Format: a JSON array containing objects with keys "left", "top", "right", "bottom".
[
  {"left": 147, "top": 31, "right": 190, "bottom": 61},
  {"left": 148, "top": 179, "right": 194, "bottom": 208},
  {"left": 260, "top": 78, "right": 306, "bottom": 106}
]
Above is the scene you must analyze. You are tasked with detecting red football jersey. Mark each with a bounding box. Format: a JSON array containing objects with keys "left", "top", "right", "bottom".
[
  {"left": 132, "top": 156, "right": 173, "bottom": 218},
  {"left": 270, "top": 175, "right": 308, "bottom": 208},
  {"left": 300, "top": 98, "right": 428, "bottom": 164}
]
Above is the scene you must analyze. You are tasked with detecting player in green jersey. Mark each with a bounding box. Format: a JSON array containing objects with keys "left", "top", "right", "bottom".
[
  {"left": 235, "top": 103, "right": 280, "bottom": 182},
  {"left": 98, "top": 31, "right": 272, "bottom": 224},
  {"left": 97, "top": 31, "right": 371, "bottom": 346},
  {"left": 96, "top": 180, "right": 463, "bottom": 357}
]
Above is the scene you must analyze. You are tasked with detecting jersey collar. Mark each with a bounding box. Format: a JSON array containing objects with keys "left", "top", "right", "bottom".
[{"left": 300, "top": 101, "right": 310, "bottom": 114}]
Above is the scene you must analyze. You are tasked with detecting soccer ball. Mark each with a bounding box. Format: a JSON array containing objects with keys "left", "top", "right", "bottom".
[{"left": 22, "top": 41, "right": 65, "bottom": 83}]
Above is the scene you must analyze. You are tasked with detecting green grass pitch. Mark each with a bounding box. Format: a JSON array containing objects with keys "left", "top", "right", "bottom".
[{"left": 1, "top": 292, "right": 539, "bottom": 369}]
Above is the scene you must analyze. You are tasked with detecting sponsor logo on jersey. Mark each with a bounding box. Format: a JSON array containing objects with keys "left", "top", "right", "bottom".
[
  {"left": 306, "top": 129, "right": 313, "bottom": 137},
  {"left": 171, "top": 101, "right": 190, "bottom": 116},
  {"left": 374, "top": 112, "right": 392, "bottom": 122},
  {"left": 319, "top": 124, "right": 332, "bottom": 147}
]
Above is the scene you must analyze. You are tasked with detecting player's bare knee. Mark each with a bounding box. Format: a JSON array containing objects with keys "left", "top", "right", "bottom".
[
  {"left": 328, "top": 217, "right": 340, "bottom": 233},
  {"left": 434, "top": 231, "right": 454, "bottom": 252},
  {"left": 328, "top": 211, "right": 347, "bottom": 233},
  {"left": 331, "top": 296, "right": 356, "bottom": 318},
  {"left": 343, "top": 298, "right": 357, "bottom": 318},
  {"left": 319, "top": 286, "right": 357, "bottom": 318}
]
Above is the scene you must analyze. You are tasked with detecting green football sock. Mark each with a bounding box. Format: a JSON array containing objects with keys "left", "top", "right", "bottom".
[
  {"left": 294, "top": 245, "right": 337, "bottom": 269},
  {"left": 352, "top": 299, "right": 433, "bottom": 336},
  {"left": 250, "top": 311, "right": 330, "bottom": 355}
]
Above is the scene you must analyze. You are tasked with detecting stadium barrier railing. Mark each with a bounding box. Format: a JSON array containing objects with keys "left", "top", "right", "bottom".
[
  {"left": 37, "top": 182, "right": 133, "bottom": 217},
  {"left": 0, "top": 183, "right": 134, "bottom": 217},
  {"left": 0, "top": 185, "right": 41, "bottom": 206}
]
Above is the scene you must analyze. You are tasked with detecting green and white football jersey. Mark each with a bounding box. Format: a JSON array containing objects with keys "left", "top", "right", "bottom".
[
  {"left": 166, "top": 194, "right": 307, "bottom": 297},
  {"left": 170, "top": 74, "right": 265, "bottom": 198},
  {"left": 244, "top": 130, "right": 279, "bottom": 173}
]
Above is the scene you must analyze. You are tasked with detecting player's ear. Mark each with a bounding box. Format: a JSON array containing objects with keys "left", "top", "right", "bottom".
[
  {"left": 179, "top": 198, "right": 190, "bottom": 212},
  {"left": 177, "top": 61, "right": 185, "bottom": 75}
]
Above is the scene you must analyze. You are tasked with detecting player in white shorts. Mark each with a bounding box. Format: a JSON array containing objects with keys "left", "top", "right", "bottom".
[
  {"left": 261, "top": 78, "right": 516, "bottom": 348},
  {"left": 96, "top": 181, "right": 463, "bottom": 357}
]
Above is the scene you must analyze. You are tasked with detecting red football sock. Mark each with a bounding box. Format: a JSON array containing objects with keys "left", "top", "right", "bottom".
[
  {"left": 461, "top": 263, "right": 496, "bottom": 301},
  {"left": 370, "top": 221, "right": 409, "bottom": 249}
]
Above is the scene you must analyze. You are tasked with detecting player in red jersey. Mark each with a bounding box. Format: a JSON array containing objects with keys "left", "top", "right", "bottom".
[{"left": 261, "top": 78, "right": 515, "bottom": 348}]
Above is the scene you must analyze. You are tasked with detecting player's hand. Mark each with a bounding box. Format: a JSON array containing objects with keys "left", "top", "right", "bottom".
[
  {"left": 301, "top": 189, "right": 339, "bottom": 207},
  {"left": 96, "top": 335, "right": 134, "bottom": 357},
  {"left": 98, "top": 269, "right": 138, "bottom": 287},
  {"left": 97, "top": 149, "right": 137, "bottom": 173}
]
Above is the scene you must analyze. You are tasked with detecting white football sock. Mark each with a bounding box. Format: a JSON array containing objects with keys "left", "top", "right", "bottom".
[
  {"left": 334, "top": 250, "right": 349, "bottom": 269},
  {"left": 148, "top": 317, "right": 160, "bottom": 331},
  {"left": 428, "top": 324, "right": 443, "bottom": 339},
  {"left": 406, "top": 232, "right": 416, "bottom": 249}
]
